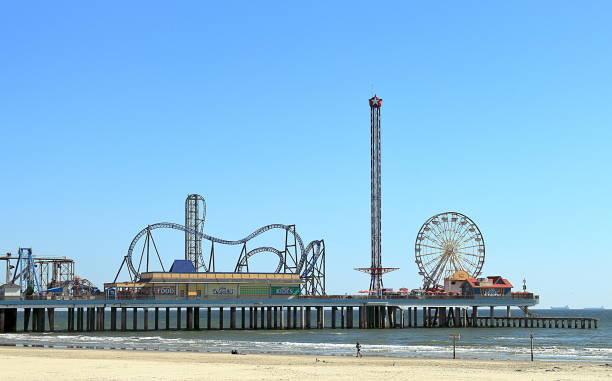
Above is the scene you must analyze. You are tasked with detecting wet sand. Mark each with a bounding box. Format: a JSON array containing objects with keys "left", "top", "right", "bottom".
[{"left": 0, "top": 347, "right": 610, "bottom": 380}]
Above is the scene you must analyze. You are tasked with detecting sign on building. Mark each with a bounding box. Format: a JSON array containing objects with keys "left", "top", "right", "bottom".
[{"left": 271, "top": 286, "right": 300, "bottom": 296}]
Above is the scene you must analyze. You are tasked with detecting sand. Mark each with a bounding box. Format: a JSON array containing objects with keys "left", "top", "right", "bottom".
[{"left": 0, "top": 347, "right": 610, "bottom": 381}]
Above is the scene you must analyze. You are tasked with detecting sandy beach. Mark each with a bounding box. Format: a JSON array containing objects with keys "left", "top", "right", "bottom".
[{"left": 0, "top": 347, "right": 610, "bottom": 381}]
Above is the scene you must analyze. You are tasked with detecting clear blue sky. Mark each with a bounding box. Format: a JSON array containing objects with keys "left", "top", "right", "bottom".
[{"left": 1, "top": 2, "right": 611, "bottom": 308}]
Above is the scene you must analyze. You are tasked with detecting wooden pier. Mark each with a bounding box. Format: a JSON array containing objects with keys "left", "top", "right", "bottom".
[{"left": 0, "top": 297, "right": 598, "bottom": 333}]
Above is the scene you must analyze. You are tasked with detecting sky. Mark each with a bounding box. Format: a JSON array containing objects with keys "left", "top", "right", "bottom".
[{"left": 1, "top": 1, "right": 611, "bottom": 308}]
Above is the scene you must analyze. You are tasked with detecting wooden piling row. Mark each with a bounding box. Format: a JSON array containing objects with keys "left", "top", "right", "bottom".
[{"left": 0, "top": 305, "right": 600, "bottom": 333}]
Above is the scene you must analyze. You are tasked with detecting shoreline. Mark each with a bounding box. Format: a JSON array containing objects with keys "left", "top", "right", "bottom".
[
  {"left": 1, "top": 346, "right": 610, "bottom": 380},
  {"left": 0, "top": 342, "right": 609, "bottom": 364}
]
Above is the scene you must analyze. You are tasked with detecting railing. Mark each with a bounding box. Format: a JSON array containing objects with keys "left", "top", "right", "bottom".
[
  {"left": 4, "top": 293, "right": 540, "bottom": 302},
  {"left": 298, "top": 293, "right": 539, "bottom": 300}
]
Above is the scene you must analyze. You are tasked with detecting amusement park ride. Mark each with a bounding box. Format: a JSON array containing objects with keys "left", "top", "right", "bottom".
[
  {"left": 0, "top": 249, "right": 99, "bottom": 297},
  {"left": 112, "top": 194, "right": 326, "bottom": 296},
  {"left": 415, "top": 211, "right": 486, "bottom": 290},
  {"left": 354, "top": 95, "right": 488, "bottom": 294},
  {"left": 2, "top": 95, "right": 505, "bottom": 300}
]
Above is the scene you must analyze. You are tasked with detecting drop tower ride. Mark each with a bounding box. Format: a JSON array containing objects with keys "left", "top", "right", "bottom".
[{"left": 356, "top": 95, "right": 397, "bottom": 295}]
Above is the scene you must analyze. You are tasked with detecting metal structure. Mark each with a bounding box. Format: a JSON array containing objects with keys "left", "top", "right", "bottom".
[
  {"left": 185, "top": 194, "right": 206, "bottom": 271},
  {"left": 1, "top": 249, "right": 98, "bottom": 297},
  {"left": 415, "top": 212, "right": 485, "bottom": 290},
  {"left": 34, "top": 257, "right": 74, "bottom": 290},
  {"left": 114, "top": 195, "right": 326, "bottom": 295},
  {"left": 11, "top": 248, "right": 41, "bottom": 295},
  {"left": 355, "top": 95, "right": 397, "bottom": 294}
]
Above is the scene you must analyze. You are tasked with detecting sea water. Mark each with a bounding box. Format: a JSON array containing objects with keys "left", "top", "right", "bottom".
[{"left": 1, "top": 309, "right": 610, "bottom": 362}]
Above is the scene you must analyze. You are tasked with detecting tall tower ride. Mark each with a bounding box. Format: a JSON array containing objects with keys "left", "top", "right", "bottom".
[
  {"left": 355, "top": 95, "right": 398, "bottom": 295},
  {"left": 369, "top": 95, "right": 383, "bottom": 292}
]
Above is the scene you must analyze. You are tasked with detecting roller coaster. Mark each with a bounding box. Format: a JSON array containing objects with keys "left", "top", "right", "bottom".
[{"left": 114, "top": 194, "right": 326, "bottom": 295}]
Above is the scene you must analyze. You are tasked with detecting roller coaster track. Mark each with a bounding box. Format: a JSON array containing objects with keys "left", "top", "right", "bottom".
[
  {"left": 126, "top": 222, "right": 323, "bottom": 282},
  {"left": 236, "top": 246, "right": 285, "bottom": 273}
]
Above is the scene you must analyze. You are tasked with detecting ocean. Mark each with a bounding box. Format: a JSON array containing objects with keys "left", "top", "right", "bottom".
[{"left": 1, "top": 309, "right": 610, "bottom": 362}]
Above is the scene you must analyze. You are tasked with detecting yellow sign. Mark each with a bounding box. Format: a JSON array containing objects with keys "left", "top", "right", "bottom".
[{"left": 451, "top": 270, "right": 469, "bottom": 280}]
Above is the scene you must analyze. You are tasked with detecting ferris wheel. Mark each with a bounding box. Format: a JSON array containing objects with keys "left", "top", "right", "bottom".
[{"left": 415, "top": 212, "right": 485, "bottom": 290}]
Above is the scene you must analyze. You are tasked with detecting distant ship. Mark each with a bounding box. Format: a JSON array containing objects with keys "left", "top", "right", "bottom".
[
  {"left": 550, "top": 305, "right": 570, "bottom": 310},
  {"left": 583, "top": 306, "right": 606, "bottom": 310}
]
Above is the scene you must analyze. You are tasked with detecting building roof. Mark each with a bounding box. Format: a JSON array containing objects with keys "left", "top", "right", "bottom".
[
  {"left": 169, "top": 260, "right": 196, "bottom": 273},
  {"left": 465, "top": 276, "right": 513, "bottom": 289}
]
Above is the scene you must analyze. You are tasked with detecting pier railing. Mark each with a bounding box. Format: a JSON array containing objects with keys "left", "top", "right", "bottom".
[{"left": 11, "top": 292, "right": 539, "bottom": 302}]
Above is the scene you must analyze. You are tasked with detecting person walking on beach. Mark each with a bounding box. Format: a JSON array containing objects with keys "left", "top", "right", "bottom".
[{"left": 355, "top": 342, "right": 362, "bottom": 358}]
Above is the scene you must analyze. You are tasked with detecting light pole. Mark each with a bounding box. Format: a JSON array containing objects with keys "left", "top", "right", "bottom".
[{"left": 529, "top": 333, "right": 534, "bottom": 361}]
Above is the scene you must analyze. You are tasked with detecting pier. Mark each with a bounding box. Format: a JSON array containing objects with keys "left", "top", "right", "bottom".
[{"left": 0, "top": 295, "right": 598, "bottom": 333}]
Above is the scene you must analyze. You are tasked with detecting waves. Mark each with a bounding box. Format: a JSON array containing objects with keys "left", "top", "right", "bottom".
[{"left": 1, "top": 332, "right": 611, "bottom": 362}]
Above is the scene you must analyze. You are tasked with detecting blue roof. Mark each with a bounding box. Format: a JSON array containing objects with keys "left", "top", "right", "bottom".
[{"left": 169, "top": 260, "right": 196, "bottom": 273}]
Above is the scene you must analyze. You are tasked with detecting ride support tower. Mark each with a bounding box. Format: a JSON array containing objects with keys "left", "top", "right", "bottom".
[
  {"left": 356, "top": 95, "right": 397, "bottom": 295},
  {"left": 185, "top": 194, "right": 206, "bottom": 271}
]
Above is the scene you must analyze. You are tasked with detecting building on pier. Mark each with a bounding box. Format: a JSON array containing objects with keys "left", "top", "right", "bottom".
[
  {"left": 104, "top": 272, "right": 303, "bottom": 299},
  {"left": 462, "top": 276, "right": 513, "bottom": 297},
  {"left": 443, "top": 272, "right": 514, "bottom": 297}
]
